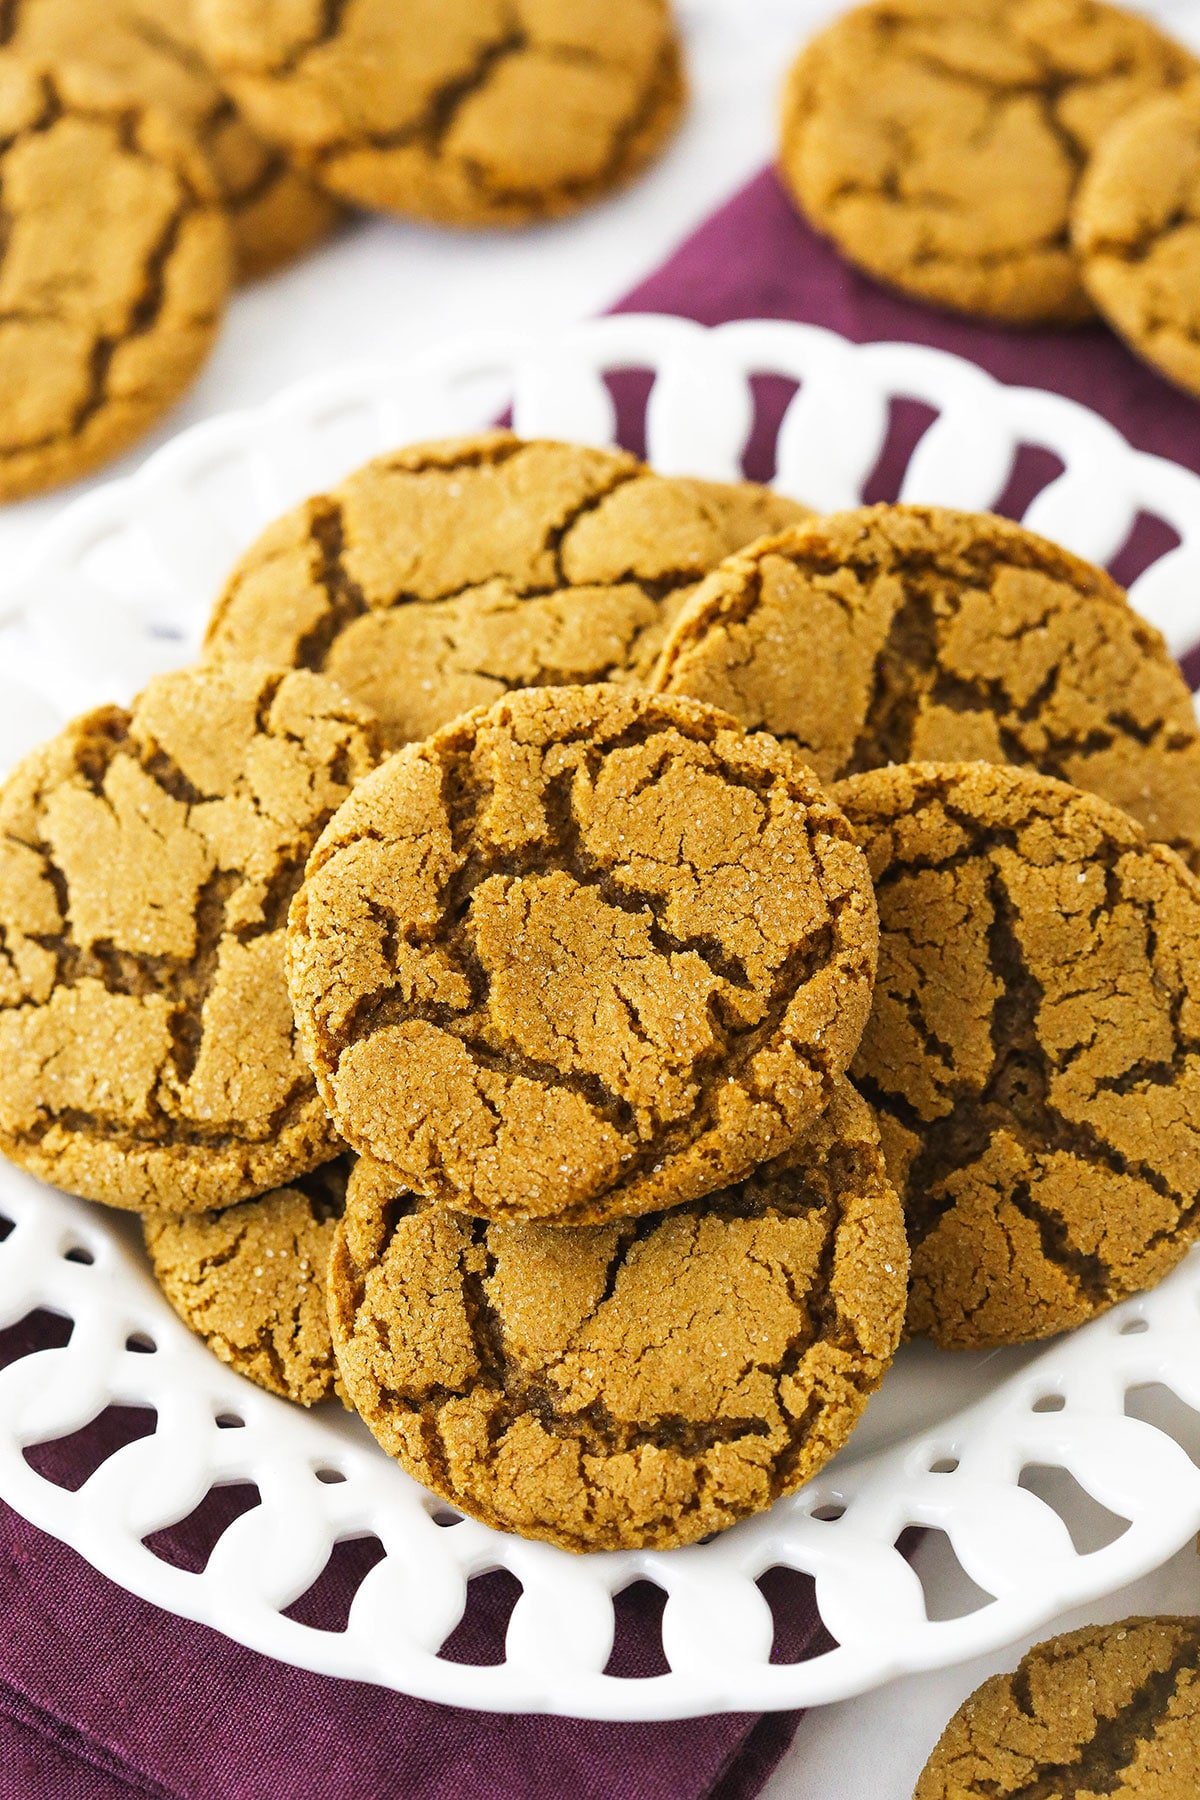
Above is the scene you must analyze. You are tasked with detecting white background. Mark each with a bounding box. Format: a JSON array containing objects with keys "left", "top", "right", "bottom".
[{"left": 7, "top": 3, "right": 1200, "bottom": 1794}]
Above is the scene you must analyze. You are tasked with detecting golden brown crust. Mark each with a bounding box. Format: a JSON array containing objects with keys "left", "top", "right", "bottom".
[
  {"left": 143, "top": 1156, "right": 351, "bottom": 1405},
  {"left": 192, "top": 0, "right": 686, "bottom": 226},
  {"left": 835, "top": 760, "right": 1200, "bottom": 1349},
  {"left": 0, "top": 0, "right": 340, "bottom": 280},
  {"left": 1074, "top": 84, "right": 1200, "bottom": 397},
  {"left": 286, "top": 683, "right": 878, "bottom": 1227},
  {"left": 778, "top": 0, "right": 1197, "bottom": 324},
  {"left": 0, "top": 664, "right": 379, "bottom": 1212},
  {"left": 0, "top": 52, "right": 232, "bottom": 498},
  {"left": 203, "top": 432, "right": 810, "bottom": 750},
  {"left": 915, "top": 1618, "right": 1200, "bottom": 1798},
  {"left": 652, "top": 504, "right": 1200, "bottom": 871},
  {"left": 328, "top": 1081, "right": 907, "bottom": 1552}
]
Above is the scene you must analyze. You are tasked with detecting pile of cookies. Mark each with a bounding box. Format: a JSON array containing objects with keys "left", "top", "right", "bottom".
[
  {"left": 3, "top": 429, "right": 1200, "bottom": 1556},
  {"left": 780, "top": 0, "right": 1200, "bottom": 397},
  {"left": 0, "top": 0, "right": 684, "bottom": 499}
]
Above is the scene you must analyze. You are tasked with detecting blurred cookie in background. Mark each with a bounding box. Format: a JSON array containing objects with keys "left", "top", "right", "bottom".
[
  {"left": 0, "top": 0, "right": 340, "bottom": 280},
  {"left": 0, "top": 52, "right": 231, "bottom": 497},
  {"left": 1074, "top": 83, "right": 1200, "bottom": 397},
  {"left": 193, "top": 0, "right": 686, "bottom": 227},
  {"left": 780, "top": 0, "right": 1197, "bottom": 324}
]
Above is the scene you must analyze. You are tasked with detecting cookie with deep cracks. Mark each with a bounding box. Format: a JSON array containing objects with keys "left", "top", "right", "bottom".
[
  {"left": 144, "top": 1156, "right": 351, "bottom": 1406},
  {"left": 328, "top": 1080, "right": 907, "bottom": 1552},
  {"left": 0, "top": 51, "right": 232, "bottom": 497},
  {"left": 779, "top": 0, "right": 1197, "bottom": 324},
  {"left": 203, "top": 431, "right": 811, "bottom": 751},
  {"left": 0, "top": 0, "right": 340, "bottom": 280},
  {"left": 652, "top": 504, "right": 1200, "bottom": 872},
  {"left": 914, "top": 1617, "right": 1200, "bottom": 1798},
  {"left": 193, "top": 0, "right": 685, "bottom": 227},
  {"left": 1074, "top": 84, "right": 1200, "bottom": 398},
  {"left": 0, "top": 663, "right": 378, "bottom": 1211},
  {"left": 836, "top": 760, "right": 1200, "bottom": 1350},
  {"left": 286, "top": 684, "right": 879, "bottom": 1227}
]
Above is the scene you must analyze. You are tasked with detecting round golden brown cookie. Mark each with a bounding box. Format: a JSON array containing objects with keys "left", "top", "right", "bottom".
[
  {"left": 192, "top": 0, "right": 685, "bottom": 227},
  {"left": 779, "top": 0, "right": 1198, "bottom": 324},
  {"left": 329, "top": 1080, "right": 907, "bottom": 1552},
  {"left": 287, "top": 684, "right": 878, "bottom": 1227},
  {"left": 0, "top": 664, "right": 378, "bottom": 1212},
  {"left": 203, "top": 432, "right": 810, "bottom": 751},
  {"left": 914, "top": 1617, "right": 1200, "bottom": 1799},
  {"left": 0, "top": 53, "right": 230, "bottom": 499},
  {"left": 144, "top": 1156, "right": 351, "bottom": 1406},
  {"left": 1074, "top": 86, "right": 1200, "bottom": 397},
  {"left": 835, "top": 760, "right": 1200, "bottom": 1351},
  {"left": 0, "top": 0, "right": 340, "bottom": 281},
  {"left": 652, "top": 505, "right": 1200, "bottom": 872}
]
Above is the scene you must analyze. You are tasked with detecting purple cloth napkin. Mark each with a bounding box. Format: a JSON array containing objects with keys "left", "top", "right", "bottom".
[{"left": 5, "top": 161, "right": 1200, "bottom": 1800}]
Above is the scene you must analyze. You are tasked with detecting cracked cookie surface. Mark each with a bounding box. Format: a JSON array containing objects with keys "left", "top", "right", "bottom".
[
  {"left": 287, "top": 684, "right": 878, "bottom": 1226},
  {"left": 193, "top": 0, "right": 685, "bottom": 226},
  {"left": 835, "top": 760, "right": 1200, "bottom": 1350},
  {"left": 0, "top": 0, "right": 339, "bottom": 280},
  {"left": 653, "top": 505, "right": 1200, "bottom": 871},
  {"left": 204, "top": 431, "right": 810, "bottom": 751},
  {"left": 328, "top": 1080, "right": 907, "bottom": 1551},
  {"left": 1074, "top": 85, "right": 1200, "bottom": 398},
  {"left": 0, "top": 663, "right": 378, "bottom": 1212},
  {"left": 0, "top": 52, "right": 232, "bottom": 499},
  {"left": 144, "top": 1155, "right": 350, "bottom": 1406},
  {"left": 779, "top": 0, "right": 1198, "bottom": 324},
  {"left": 915, "top": 1617, "right": 1200, "bottom": 1798}
]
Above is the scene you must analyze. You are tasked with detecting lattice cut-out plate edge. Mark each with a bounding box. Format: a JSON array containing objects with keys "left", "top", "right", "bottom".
[{"left": 0, "top": 315, "right": 1199, "bottom": 1719}]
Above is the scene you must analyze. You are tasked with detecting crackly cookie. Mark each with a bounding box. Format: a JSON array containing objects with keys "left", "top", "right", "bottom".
[
  {"left": 1074, "top": 86, "right": 1200, "bottom": 398},
  {"left": 329, "top": 1080, "right": 907, "bottom": 1552},
  {"left": 193, "top": 0, "right": 684, "bottom": 227},
  {"left": 779, "top": 0, "right": 1197, "bottom": 324},
  {"left": 203, "top": 432, "right": 810, "bottom": 751},
  {"left": 144, "top": 1156, "right": 350, "bottom": 1406},
  {"left": 915, "top": 1617, "right": 1200, "bottom": 1798},
  {"left": 0, "top": 664, "right": 378, "bottom": 1212},
  {"left": 0, "top": 53, "right": 231, "bottom": 499},
  {"left": 653, "top": 505, "right": 1200, "bottom": 871},
  {"left": 287, "top": 685, "right": 878, "bottom": 1227},
  {"left": 0, "top": 0, "right": 339, "bottom": 281},
  {"left": 835, "top": 760, "right": 1200, "bottom": 1350}
]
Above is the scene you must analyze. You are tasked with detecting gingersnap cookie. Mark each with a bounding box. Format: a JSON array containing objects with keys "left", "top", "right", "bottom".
[
  {"left": 0, "top": 53, "right": 230, "bottom": 499},
  {"left": 144, "top": 1156, "right": 350, "bottom": 1406},
  {"left": 329, "top": 1079, "right": 907, "bottom": 1552},
  {"left": 653, "top": 505, "right": 1200, "bottom": 871},
  {"left": 203, "top": 432, "right": 809, "bottom": 752},
  {"left": 287, "top": 685, "right": 878, "bottom": 1227},
  {"left": 915, "top": 1617, "right": 1200, "bottom": 1799},
  {"left": 0, "top": 663, "right": 378, "bottom": 1213},
  {"left": 835, "top": 760, "right": 1200, "bottom": 1350},
  {"left": 192, "top": 0, "right": 684, "bottom": 227},
  {"left": 0, "top": 0, "right": 339, "bottom": 281},
  {"left": 1074, "top": 86, "right": 1200, "bottom": 398},
  {"left": 779, "top": 0, "right": 1198, "bottom": 324}
]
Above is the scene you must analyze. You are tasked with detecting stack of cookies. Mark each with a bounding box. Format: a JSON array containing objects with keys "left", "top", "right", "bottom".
[
  {"left": 0, "top": 0, "right": 685, "bottom": 498},
  {"left": 780, "top": 0, "right": 1200, "bottom": 399},
  {"left": 3, "top": 429, "right": 1200, "bottom": 1555}
]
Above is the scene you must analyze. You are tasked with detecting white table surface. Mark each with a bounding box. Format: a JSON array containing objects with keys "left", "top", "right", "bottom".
[{"left": 7, "top": 4, "right": 1200, "bottom": 1795}]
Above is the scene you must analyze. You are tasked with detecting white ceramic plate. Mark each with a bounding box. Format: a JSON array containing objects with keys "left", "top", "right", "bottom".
[{"left": 2, "top": 315, "right": 1200, "bottom": 1720}]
